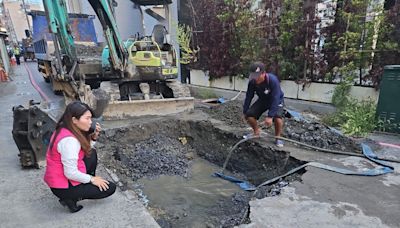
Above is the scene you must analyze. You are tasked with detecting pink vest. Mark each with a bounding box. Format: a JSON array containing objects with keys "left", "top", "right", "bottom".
[{"left": 43, "top": 128, "right": 87, "bottom": 188}]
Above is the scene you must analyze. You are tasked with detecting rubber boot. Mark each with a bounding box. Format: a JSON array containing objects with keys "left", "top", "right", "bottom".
[{"left": 59, "top": 199, "right": 83, "bottom": 213}]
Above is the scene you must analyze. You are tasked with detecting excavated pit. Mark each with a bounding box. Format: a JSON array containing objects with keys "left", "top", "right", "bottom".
[{"left": 97, "top": 119, "right": 306, "bottom": 227}]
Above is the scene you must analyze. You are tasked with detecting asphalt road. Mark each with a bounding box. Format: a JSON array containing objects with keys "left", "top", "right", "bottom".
[{"left": 23, "top": 61, "right": 61, "bottom": 103}]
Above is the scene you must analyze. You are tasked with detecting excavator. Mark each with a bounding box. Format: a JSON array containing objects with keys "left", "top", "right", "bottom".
[{"left": 12, "top": 0, "right": 194, "bottom": 168}]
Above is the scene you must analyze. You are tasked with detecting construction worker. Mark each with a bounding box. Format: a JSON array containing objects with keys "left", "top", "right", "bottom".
[
  {"left": 13, "top": 45, "right": 21, "bottom": 65},
  {"left": 243, "top": 62, "right": 285, "bottom": 147}
]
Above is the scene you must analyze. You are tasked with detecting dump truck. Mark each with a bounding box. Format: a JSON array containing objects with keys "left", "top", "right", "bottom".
[
  {"left": 12, "top": 0, "right": 194, "bottom": 168},
  {"left": 21, "top": 35, "right": 35, "bottom": 61},
  {"left": 29, "top": 10, "right": 101, "bottom": 85}
]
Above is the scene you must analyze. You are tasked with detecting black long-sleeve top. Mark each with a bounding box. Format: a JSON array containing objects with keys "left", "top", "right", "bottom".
[{"left": 243, "top": 73, "right": 284, "bottom": 117}]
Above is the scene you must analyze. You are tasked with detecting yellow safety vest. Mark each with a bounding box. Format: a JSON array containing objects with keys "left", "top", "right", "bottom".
[{"left": 13, "top": 48, "right": 20, "bottom": 55}]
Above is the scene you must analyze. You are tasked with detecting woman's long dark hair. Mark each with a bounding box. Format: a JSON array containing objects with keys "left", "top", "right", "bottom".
[{"left": 49, "top": 101, "right": 94, "bottom": 155}]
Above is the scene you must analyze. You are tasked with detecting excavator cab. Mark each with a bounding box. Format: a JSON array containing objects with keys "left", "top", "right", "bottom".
[
  {"left": 129, "top": 25, "right": 178, "bottom": 81},
  {"left": 102, "top": 38, "right": 137, "bottom": 72}
]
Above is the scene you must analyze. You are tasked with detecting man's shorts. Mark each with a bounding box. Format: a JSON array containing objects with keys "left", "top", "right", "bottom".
[{"left": 245, "top": 99, "right": 284, "bottom": 120}]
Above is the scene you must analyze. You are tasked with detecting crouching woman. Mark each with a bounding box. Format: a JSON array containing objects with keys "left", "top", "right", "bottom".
[{"left": 44, "top": 101, "right": 116, "bottom": 213}]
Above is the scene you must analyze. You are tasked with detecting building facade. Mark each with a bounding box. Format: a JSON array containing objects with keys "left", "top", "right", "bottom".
[{"left": 1, "top": 0, "right": 43, "bottom": 43}]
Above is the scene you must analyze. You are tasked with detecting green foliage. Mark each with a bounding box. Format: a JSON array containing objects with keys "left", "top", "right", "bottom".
[
  {"left": 188, "top": 0, "right": 399, "bottom": 83},
  {"left": 339, "top": 99, "right": 377, "bottom": 137},
  {"left": 177, "top": 24, "right": 199, "bottom": 64},
  {"left": 328, "top": 67, "right": 379, "bottom": 136},
  {"left": 323, "top": 99, "right": 378, "bottom": 137},
  {"left": 331, "top": 73, "right": 354, "bottom": 107},
  {"left": 368, "top": 2, "right": 400, "bottom": 87},
  {"left": 321, "top": 112, "right": 342, "bottom": 127},
  {"left": 275, "top": 0, "right": 304, "bottom": 79},
  {"left": 322, "top": 0, "right": 386, "bottom": 83},
  {"left": 217, "top": 0, "right": 262, "bottom": 75}
]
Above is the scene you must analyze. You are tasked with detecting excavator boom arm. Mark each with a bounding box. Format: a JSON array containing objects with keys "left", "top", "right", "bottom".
[
  {"left": 88, "top": 0, "right": 127, "bottom": 73},
  {"left": 43, "top": 0, "right": 128, "bottom": 74},
  {"left": 43, "top": 0, "right": 78, "bottom": 77}
]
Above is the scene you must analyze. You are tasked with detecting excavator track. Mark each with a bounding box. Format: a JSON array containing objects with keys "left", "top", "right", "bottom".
[{"left": 166, "top": 79, "right": 192, "bottom": 98}]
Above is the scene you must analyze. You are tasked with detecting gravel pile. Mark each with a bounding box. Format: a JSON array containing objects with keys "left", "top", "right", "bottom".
[{"left": 103, "top": 134, "right": 193, "bottom": 181}]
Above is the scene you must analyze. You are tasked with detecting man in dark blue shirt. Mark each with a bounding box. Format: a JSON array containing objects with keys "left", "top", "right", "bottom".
[{"left": 243, "top": 62, "right": 285, "bottom": 147}]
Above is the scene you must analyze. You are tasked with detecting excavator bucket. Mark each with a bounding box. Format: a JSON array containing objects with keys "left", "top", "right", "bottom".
[
  {"left": 98, "top": 81, "right": 194, "bottom": 120},
  {"left": 12, "top": 102, "right": 57, "bottom": 168}
]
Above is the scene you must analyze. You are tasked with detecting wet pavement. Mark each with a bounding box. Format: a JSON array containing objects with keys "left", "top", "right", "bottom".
[
  {"left": 197, "top": 92, "right": 400, "bottom": 227},
  {"left": 240, "top": 123, "right": 400, "bottom": 227},
  {"left": 0, "top": 63, "right": 159, "bottom": 228}
]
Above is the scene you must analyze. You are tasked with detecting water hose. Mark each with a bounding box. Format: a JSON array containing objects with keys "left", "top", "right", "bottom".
[
  {"left": 233, "top": 132, "right": 400, "bottom": 224},
  {"left": 230, "top": 90, "right": 243, "bottom": 101},
  {"left": 272, "top": 134, "right": 400, "bottom": 164},
  {"left": 220, "top": 135, "right": 259, "bottom": 173},
  {"left": 220, "top": 131, "right": 400, "bottom": 175}
]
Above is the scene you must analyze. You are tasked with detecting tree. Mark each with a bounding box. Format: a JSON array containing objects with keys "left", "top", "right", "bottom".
[
  {"left": 367, "top": 1, "right": 400, "bottom": 88},
  {"left": 259, "top": 0, "right": 320, "bottom": 81},
  {"left": 186, "top": 0, "right": 236, "bottom": 78},
  {"left": 177, "top": 24, "right": 199, "bottom": 65},
  {"left": 322, "top": 0, "right": 389, "bottom": 84},
  {"left": 217, "top": 0, "right": 263, "bottom": 76}
]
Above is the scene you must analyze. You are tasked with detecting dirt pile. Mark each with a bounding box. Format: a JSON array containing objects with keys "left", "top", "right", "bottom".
[
  {"left": 200, "top": 100, "right": 247, "bottom": 128},
  {"left": 75, "top": 44, "right": 103, "bottom": 57}
]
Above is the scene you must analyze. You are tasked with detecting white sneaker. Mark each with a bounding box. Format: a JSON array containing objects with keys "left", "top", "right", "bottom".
[{"left": 275, "top": 139, "right": 284, "bottom": 147}]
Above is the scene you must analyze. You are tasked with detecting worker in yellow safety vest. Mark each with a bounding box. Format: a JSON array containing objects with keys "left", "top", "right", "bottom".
[{"left": 13, "top": 45, "right": 21, "bottom": 65}]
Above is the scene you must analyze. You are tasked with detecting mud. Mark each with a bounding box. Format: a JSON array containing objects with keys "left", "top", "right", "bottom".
[
  {"left": 94, "top": 99, "right": 363, "bottom": 227},
  {"left": 200, "top": 100, "right": 360, "bottom": 152},
  {"left": 96, "top": 118, "right": 305, "bottom": 227}
]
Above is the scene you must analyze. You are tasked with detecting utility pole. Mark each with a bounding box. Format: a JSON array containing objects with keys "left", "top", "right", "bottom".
[
  {"left": 359, "top": 15, "right": 366, "bottom": 85},
  {"left": 343, "top": 15, "right": 350, "bottom": 55},
  {"left": 303, "top": 13, "right": 309, "bottom": 80},
  {"left": 21, "top": 0, "right": 32, "bottom": 34},
  {"left": 341, "top": 14, "right": 351, "bottom": 82}
]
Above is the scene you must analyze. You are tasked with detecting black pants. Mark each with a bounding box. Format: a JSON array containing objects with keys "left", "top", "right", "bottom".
[
  {"left": 245, "top": 99, "right": 284, "bottom": 120},
  {"left": 50, "top": 150, "right": 116, "bottom": 201},
  {"left": 15, "top": 55, "right": 21, "bottom": 65}
]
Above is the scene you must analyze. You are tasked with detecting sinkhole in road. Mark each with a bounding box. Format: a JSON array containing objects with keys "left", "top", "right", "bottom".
[{"left": 98, "top": 119, "right": 306, "bottom": 227}]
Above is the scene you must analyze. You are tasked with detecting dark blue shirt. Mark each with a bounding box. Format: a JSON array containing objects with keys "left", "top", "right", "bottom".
[{"left": 243, "top": 73, "right": 284, "bottom": 117}]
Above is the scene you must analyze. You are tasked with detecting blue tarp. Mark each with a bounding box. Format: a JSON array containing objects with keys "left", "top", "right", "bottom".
[
  {"left": 285, "top": 109, "right": 309, "bottom": 122},
  {"left": 213, "top": 172, "right": 255, "bottom": 191}
]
